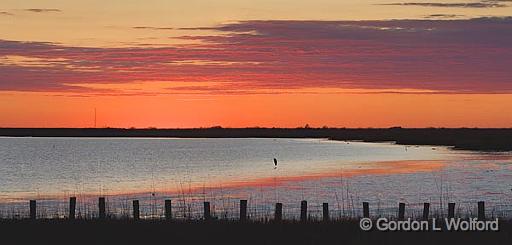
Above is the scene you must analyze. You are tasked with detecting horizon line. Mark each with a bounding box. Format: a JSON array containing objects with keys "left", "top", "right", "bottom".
[{"left": 1, "top": 127, "right": 511, "bottom": 130}]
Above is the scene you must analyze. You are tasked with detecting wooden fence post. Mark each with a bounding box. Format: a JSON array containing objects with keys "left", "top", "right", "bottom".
[
  {"left": 322, "top": 203, "right": 329, "bottom": 221},
  {"left": 398, "top": 203, "right": 405, "bottom": 220},
  {"left": 165, "top": 199, "right": 172, "bottom": 220},
  {"left": 363, "top": 202, "right": 369, "bottom": 218},
  {"left": 478, "top": 201, "right": 485, "bottom": 220},
  {"left": 69, "top": 197, "right": 76, "bottom": 220},
  {"left": 275, "top": 203, "right": 283, "bottom": 221},
  {"left": 98, "top": 197, "right": 106, "bottom": 219},
  {"left": 240, "top": 200, "right": 247, "bottom": 221},
  {"left": 133, "top": 200, "right": 140, "bottom": 220},
  {"left": 422, "top": 203, "right": 430, "bottom": 220},
  {"left": 300, "top": 200, "right": 308, "bottom": 222},
  {"left": 203, "top": 202, "right": 211, "bottom": 220},
  {"left": 29, "top": 200, "right": 36, "bottom": 220},
  {"left": 448, "top": 203, "right": 455, "bottom": 218}
]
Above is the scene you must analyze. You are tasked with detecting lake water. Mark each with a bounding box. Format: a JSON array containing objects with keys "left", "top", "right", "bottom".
[{"left": 0, "top": 137, "right": 511, "bottom": 219}]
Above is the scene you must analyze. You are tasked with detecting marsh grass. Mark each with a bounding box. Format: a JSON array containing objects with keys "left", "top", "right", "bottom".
[{"left": 2, "top": 196, "right": 509, "bottom": 222}]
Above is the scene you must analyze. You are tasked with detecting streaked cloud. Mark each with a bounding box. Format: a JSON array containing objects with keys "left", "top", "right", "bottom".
[
  {"left": 132, "top": 26, "right": 174, "bottom": 31},
  {"left": 23, "top": 8, "right": 61, "bottom": 13},
  {"left": 380, "top": 1, "right": 508, "bottom": 8},
  {"left": 0, "top": 11, "right": 13, "bottom": 16},
  {"left": 0, "top": 55, "right": 68, "bottom": 67},
  {"left": 1, "top": 17, "right": 511, "bottom": 94},
  {"left": 424, "top": 14, "right": 465, "bottom": 18}
]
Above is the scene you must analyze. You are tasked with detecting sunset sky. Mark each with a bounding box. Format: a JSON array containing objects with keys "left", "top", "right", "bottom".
[{"left": 1, "top": 0, "right": 511, "bottom": 128}]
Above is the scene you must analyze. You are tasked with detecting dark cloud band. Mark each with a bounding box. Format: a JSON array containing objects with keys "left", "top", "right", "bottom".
[{"left": 1, "top": 18, "right": 511, "bottom": 94}]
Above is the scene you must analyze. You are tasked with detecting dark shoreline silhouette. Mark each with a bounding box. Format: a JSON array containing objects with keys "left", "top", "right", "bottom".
[{"left": 1, "top": 127, "right": 511, "bottom": 151}]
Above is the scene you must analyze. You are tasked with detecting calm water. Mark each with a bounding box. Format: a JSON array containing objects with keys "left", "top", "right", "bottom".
[{"left": 0, "top": 137, "right": 511, "bottom": 219}]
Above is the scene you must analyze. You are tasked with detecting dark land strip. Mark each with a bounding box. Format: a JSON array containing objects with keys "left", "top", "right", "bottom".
[{"left": 1, "top": 127, "right": 512, "bottom": 151}]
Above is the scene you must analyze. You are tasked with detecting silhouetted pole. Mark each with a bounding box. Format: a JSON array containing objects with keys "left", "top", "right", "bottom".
[
  {"left": 275, "top": 203, "right": 283, "bottom": 221},
  {"left": 422, "top": 203, "right": 430, "bottom": 220},
  {"left": 448, "top": 203, "right": 455, "bottom": 218},
  {"left": 363, "top": 202, "right": 370, "bottom": 218},
  {"left": 478, "top": 201, "right": 485, "bottom": 220},
  {"left": 300, "top": 200, "right": 308, "bottom": 222},
  {"left": 203, "top": 202, "right": 211, "bottom": 220},
  {"left": 133, "top": 200, "right": 140, "bottom": 220},
  {"left": 98, "top": 197, "right": 106, "bottom": 219},
  {"left": 398, "top": 203, "right": 405, "bottom": 220},
  {"left": 322, "top": 203, "right": 329, "bottom": 221},
  {"left": 69, "top": 197, "right": 76, "bottom": 220},
  {"left": 164, "top": 199, "right": 172, "bottom": 220},
  {"left": 29, "top": 200, "right": 36, "bottom": 220},
  {"left": 240, "top": 200, "right": 247, "bottom": 221}
]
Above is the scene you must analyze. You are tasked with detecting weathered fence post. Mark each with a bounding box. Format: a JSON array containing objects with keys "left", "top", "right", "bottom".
[
  {"left": 398, "top": 203, "right": 405, "bottom": 220},
  {"left": 478, "top": 201, "right": 485, "bottom": 220},
  {"left": 164, "top": 199, "right": 172, "bottom": 220},
  {"left": 363, "top": 202, "right": 370, "bottom": 218},
  {"left": 69, "top": 197, "right": 76, "bottom": 220},
  {"left": 29, "top": 200, "right": 36, "bottom": 220},
  {"left": 275, "top": 203, "right": 283, "bottom": 221},
  {"left": 203, "top": 201, "right": 211, "bottom": 220},
  {"left": 422, "top": 203, "right": 430, "bottom": 220},
  {"left": 240, "top": 200, "right": 247, "bottom": 221},
  {"left": 323, "top": 203, "right": 329, "bottom": 221},
  {"left": 300, "top": 200, "right": 308, "bottom": 222},
  {"left": 133, "top": 200, "right": 140, "bottom": 220},
  {"left": 448, "top": 203, "right": 455, "bottom": 218},
  {"left": 98, "top": 197, "right": 106, "bottom": 219}
]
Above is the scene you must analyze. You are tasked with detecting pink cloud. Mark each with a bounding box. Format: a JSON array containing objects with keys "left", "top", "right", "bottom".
[{"left": 0, "top": 17, "right": 511, "bottom": 94}]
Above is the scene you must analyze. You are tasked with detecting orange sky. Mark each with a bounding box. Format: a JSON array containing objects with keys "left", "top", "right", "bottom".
[
  {"left": 1, "top": 91, "right": 511, "bottom": 128},
  {"left": 1, "top": 1, "right": 512, "bottom": 128}
]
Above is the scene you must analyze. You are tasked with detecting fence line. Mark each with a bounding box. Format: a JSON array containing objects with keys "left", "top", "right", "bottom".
[{"left": 2, "top": 198, "right": 508, "bottom": 221}]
